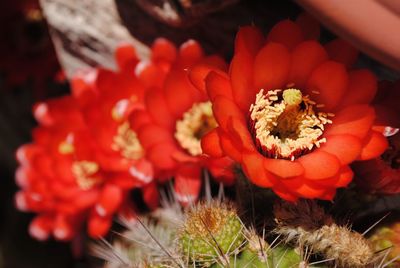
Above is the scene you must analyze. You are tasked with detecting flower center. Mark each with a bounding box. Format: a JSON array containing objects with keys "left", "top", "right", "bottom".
[
  {"left": 381, "top": 132, "right": 400, "bottom": 169},
  {"left": 72, "top": 161, "right": 101, "bottom": 190},
  {"left": 112, "top": 121, "right": 144, "bottom": 160},
  {"left": 249, "top": 88, "right": 333, "bottom": 160},
  {"left": 175, "top": 101, "right": 217, "bottom": 156}
]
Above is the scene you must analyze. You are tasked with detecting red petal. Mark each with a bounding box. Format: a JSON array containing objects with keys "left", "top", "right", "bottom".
[
  {"left": 129, "top": 110, "right": 152, "bottom": 130},
  {"left": 242, "top": 152, "right": 275, "bottom": 188},
  {"left": 128, "top": 158, "right": 154, "bottom": 185},
  {"left": 115, "top": 44, "right": 137, "bottom": 70},
  {"left": 325, "top": 39, "right": 358, "bottom": 68},
  {"left": 272, "top": 184, "right": 299, "bottom": 202},
  {"left": 359, "top": 131, "right": 388, "bottom": 160},
  {"left": 151, "top": 38, "right": 177, "bottom": 63},
  {"left": 218, "top": 129, "right": 242, "bottom": 162},
  {"left": 206, "top": 157, "right": 235, "bottom": 185},
  {"left": 288, "top": 41, "right": 328, "bottom": 89},
  {"left": 71, "top": 70, "right": 98, "bottom": 107},
  {"left": 144, "top": 89, "right": 175, "bottom": 129},
  {"left": 201, "top": 128, "right": 224, "bottom": 157},
  {"left": 178, "top": 40, "right": 204, "bottom": 68},
  {"left": 234, "top": 26, "right": 264, "bottom": 56},
  {"left": 135, "top": 61, "right": 165, "bottom": 88},
  {"left": 205, "top": 71, "right": 233, "bottom": 101},
  {"left": 264, "top": 158, "right": 304, "bottom": 178},
  {"left": 230, "top": 26, "right": 264, "bottom": 111},
  {"left": 230, "top": 53, "right": 257, "bottom": 111},
  {"left": 95, "top": 184, "right": 123, "bottom": 217},
  {"left": 339, "top": 70, "right": 377, "bottom": 108},
  {"left": 267, "top": 20, "right": 304, "bottom": 50},
  {"left": 188, "top": 56, "right": 227, "bottom": 93},
  {"left": 325, "top": 104, "right": 375, "bottom": 139},
  {"left": 305, "top": 61, "right": 348, "bottom": 111},
  {"left": 164, "top": 69, "right": 197, "bottom": 117},
  {"left": 313, "top": 166, "right": 353, "bottom": 188},
  {"left": 298, "top": 151, "right": 341, "bottom": 180},
  {"left": 138, "top": 124, "right": 173, "bottom": 148},
  {"left": 253, "top": 42, "right": 291, "bottom": 90},
  {"left": 53, "top": 215, "right": 74, "bottom": 241},
  {"left": 227, "top": 117, "right": 255, "bottom": 152},
  {"left": 212, "top": 96, "right": 245, "bottom": 130},
  {"left": 274, "top": 192, "right": 298, "bottom": 202},
  {"left": 320, "top": 134, "right": 362, "bottom": 165},
  {"left": 143, "top": 182, "right": 159, "bottom": 210},
  {"left": 29, "top": 215, "right": 53, "bottom": 241},
  {"left": 174, "top": 164, "right": 202, "bottom": 205},
  {"left": 336, "top": 166, "right": 354, "bottom": 187},
  {"left": 147, "top": 142, "right": 178, "bottom": 170},
  {"left": 281, "top": 178, "right": 326, "bottom": 199},
  {"left": 88, "top": 214, "right": 112, "bottom": 238},
  {"left": 295, "top": 13, "right": 320, "bottom": 40},
  {"left": 109, "top": 173, "right": 139, "bottom": 189},
  {"left": 16, "top": 144, "right": 41, "bottom": 166},
  {"left": 73, "top": 190, "right": 98, "bottom": 210},
  {"left": 319, "top": 189, "right": 336, "bottom": 201},
  {"left": 15, "top": 166, "right": 36, "bottom": 188}
]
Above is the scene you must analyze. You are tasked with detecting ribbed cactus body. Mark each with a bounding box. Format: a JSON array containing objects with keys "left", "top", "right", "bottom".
[{"left": 179, "top": 201, "right": 244, "bottom": 265}]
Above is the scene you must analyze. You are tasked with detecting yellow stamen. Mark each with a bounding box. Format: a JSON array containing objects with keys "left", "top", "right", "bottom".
[
  {"left": 175, "top": 101, "right": 217, "bottom": 156},
  {"left": 112, "top": 122, "right": 144, "bottom": 160},
  {"left": 249, "top": 88, "right": 333, "bottom": 160},
  {"left": 58, "top": 133, "right": 75, "bottom": 154},
  {"left": 72, "top": 161, "right": 101, "bottom": 190}
]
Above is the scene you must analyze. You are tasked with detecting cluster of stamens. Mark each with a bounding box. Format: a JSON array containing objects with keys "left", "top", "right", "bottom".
[
  {"left": 249, "top": 88, "right": 333, "bottom": 160},
  {"left": 175, "top": 101, "right": 217, "bottom": 156},
  {"left": 112, "top": 122, "right": 144, "bottom": 160},
  {"left": 72, "top": 160, "right": 101, "bottom": 190}
]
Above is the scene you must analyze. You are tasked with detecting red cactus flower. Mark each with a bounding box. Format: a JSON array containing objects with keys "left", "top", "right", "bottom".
[
  {"left": 197, "top": 16, "right": 387, "bottom": 201},
  {"left": 132, "top": 38, "right": 235, "bottom": 204},
  {"left": 354, "top": 81, "right": 400, "bottom": 195},
  {"left": 71, "top": 45, "right": 159, "bottom": 210},
  {"left": 15, "top": 96, "right": 142, "bottom": 240}
]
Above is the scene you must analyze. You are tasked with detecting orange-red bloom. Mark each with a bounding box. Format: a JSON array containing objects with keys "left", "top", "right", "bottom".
[
  {"left": 198, "top": 16, "right": 387, "bottom": 201},
  {"left": 14, "top": 45, "right": 161, "bottom": 241},
  {"left": 354, "top": 81, "right": 400, "bottom": 194},
  {"left": 71, "top": 45, "right": 159, "bottom": 210},
  {"left": 15, "top": 96, "right": 138, "bottom": 241},
  {"left": 132, "top": 38, "right": 235, "bottom": 203}
]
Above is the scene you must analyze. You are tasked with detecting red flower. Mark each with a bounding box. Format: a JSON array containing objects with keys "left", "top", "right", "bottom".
[
  {"left": 15, "top": 96, "right": 138, "bottom": 240},
  {"left": 354, "top": 81, "right": 400, "bottom": 194},
  {"left": 198, "top": 16, "right": 387, "bottom": 201},
  {"left": 132, "top": 38, "right": 235, "bottom": 204},
  {"left": 71, "top": 45, "right": 159, "bottom": 209}
]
